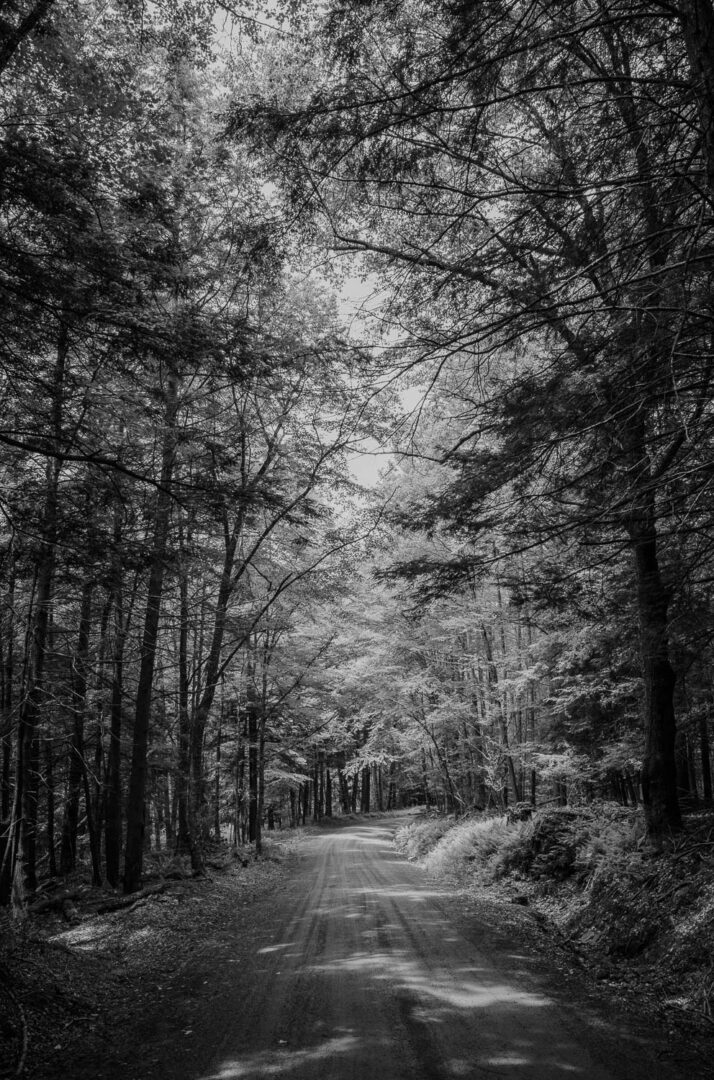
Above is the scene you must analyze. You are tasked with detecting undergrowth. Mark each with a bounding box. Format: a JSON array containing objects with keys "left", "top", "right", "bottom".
[{"left": 395, "top": 803, "right": 714, "bottom": 1028}]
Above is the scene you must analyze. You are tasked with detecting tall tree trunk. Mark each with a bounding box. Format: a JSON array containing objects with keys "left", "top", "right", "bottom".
[
  {"left": 44, "top": 736, "right": 57, "bottom": 878},
  {"left": 214, "top": 712, "right": 222, "bottom": 841},
  {"left": 338, "top": 767, "right": 350, "bottom": 814},
  {"left": 1, "top": 556, "right": 15, "bottom": 825},
  {"left": 104, "top": 499, "right": 133, "bottom": 888},
  {"left": 13, "top": 321, "right": 67, "bottom": 898},
  {"left": 123, "top": 368, "right": 178, "bottom": 894},
  {"left": 481, "top": 625, "right": 520, "bottom": 803},
  {"left": 60, "top": 580, "right": 93, "bottom": 874},
  {"left": 325, "top": 767, "right": 332, "bottom": 818},
  {"left": 678, "top": 0, "right": 714, "bottom": 191},
  {"left": 178, "top": 504, "right": 242, "bottom": 868},
  {"left": 360, "top": 766, "right": 370, "bottom": 812},
  {"left": 175, "top": 529, "right": 196, "bottom": 862},
  {"left": 105, "top": 574, "right": 128, "bottom": 887},
  {"left": 317, "top": 749, "right": 325, "bottom": 819},
  {"left": 0, "top": 558, "right": 15, "bottom": 900},
  {"left": 247, "top": 674, "right": 259, "bottom": 845},
  {"left": 700, "top": 704, "right": 713, "bottom": 801},
  {"left": 235, "top": 734, "right": 246, "bottom": 843},
  {"left": 256, "top": 711, "right": 265, "bottom": 855},
  {"left": 627, "top": 510, "right": 681, "bottom": 837}
]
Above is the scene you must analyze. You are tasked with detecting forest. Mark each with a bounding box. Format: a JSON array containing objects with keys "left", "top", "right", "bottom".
[{"left": 2, "top": 0, "right": 714, "bottom": 920}]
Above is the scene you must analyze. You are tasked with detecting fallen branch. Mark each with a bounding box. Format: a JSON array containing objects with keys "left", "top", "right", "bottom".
[
  {"left": 92, "top": 882, "right": 167, "bottom": 915},
  {"left": 28, "top": 890, "right": 83, "bottom": 916}
]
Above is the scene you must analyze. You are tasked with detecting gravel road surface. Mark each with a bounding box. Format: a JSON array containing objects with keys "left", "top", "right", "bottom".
[{"left": 128, "top": 819, "right": 691, "bottom": 1080}]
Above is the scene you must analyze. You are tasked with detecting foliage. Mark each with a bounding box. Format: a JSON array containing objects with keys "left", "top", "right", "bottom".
[
  {"left": 420, "top": 814, "right": 516, "bottom": 882},
  {"left": 399, "top": 803, "right": 648, "bottom": 886},
  {"left": 394, "top": 815, "right": 452, "bottom": 861}
]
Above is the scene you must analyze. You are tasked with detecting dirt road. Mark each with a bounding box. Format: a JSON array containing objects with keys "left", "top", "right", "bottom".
[{"left": 95, "top": 817, "right": 696, "bottom": 1080}]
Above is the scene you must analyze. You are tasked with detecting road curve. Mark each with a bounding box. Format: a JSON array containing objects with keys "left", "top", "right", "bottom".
[{"left": 182, "top": 819, "right": 682, "bottom": 1080}]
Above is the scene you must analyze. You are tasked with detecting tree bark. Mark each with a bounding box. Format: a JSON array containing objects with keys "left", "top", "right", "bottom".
[
  {"left": 247, "top": 673, "right": 259, "bottom": 845},
  {"left": 626, "top": 511, "right": 681, "bottom": 837},
  {"left": 0, "top": 0, "right": 56, "bottom": 75},
  {"left": 360, "top": 766, "right": 370, "bottom": 812},
  {"left": 60, "top": 579, "right": 93, "bottom": 874},
  {"left": 700, "top": 704, "right": 713, "bottom": 800},
  {"left": 123, "top": 367, "right": 178, "bottom": 894},
  {"left": 13, "top": 320, "right": 67, "bottom": 898},
  {"left": 105, "top": 568, "right": 130, "bottom": 888},
  {"left": 325, "top": 766, "right": 332, "bottom": 818},
  {"left": 44, "top": 736, "right": 57, "bottom": 878},
  {"left": 175, "top": 526, "right": 197, "bottom": 864},
  {"left": 678, "top": 0, "right": 714, "bottom": 192}
]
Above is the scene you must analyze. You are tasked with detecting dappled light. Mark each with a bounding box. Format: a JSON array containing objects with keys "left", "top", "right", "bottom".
[
  {"left": 201, "top": 1034, "right": 363, "bottom": 1079},
  {"left": 193, "top": 824, "right": 629, "bottom": 1080},
  {"left": 3, "top": 3, "right": 713, "bottom": 1077},
  {"left": 308, "top": 949, "right": 551, "bottom": 1011}
]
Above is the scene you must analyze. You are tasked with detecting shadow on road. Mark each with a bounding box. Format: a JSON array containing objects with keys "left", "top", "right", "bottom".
[{"left": 195, "top": 822, "right": 673, "bottom": 1080}]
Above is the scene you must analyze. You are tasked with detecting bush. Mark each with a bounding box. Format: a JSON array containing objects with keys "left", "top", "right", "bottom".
[
  {"left": 395, "top": 803, "right": 646, "bottom": 887},
  {"left": 421, "top": 815, "right": 516, "bottom": 881},
  {"left": 394, "top": 817, "right": 453, "bottom": 861},
  {"left": 529, "top": 808, "right": 581, "bottom": 880},
  {"left": 488, "top": 819, "right": 536, "bottom": 879}
]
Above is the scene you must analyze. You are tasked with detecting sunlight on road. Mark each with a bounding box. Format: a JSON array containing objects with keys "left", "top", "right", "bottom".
[
  {"left": 307, "top": 950, "right": 550, "bottom": 1011},
  {"left": 200, "top": 1034, "right": 362, "bottom": 1078},
  {"left": 193, "top": 823, "right": 627, "bottom": 1080}
]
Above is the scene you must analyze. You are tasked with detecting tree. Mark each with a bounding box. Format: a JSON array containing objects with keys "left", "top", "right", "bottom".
[{"left": 236, "top": 0, "right": 714, "bottom": 836}]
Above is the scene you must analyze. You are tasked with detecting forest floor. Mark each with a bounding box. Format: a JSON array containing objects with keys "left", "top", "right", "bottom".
[
  {"left": 0, "top": 836, "right": 297, "bottom": 1079},
  {"left": 0, "top": 812, "right": 712, "bottom": 1079}
]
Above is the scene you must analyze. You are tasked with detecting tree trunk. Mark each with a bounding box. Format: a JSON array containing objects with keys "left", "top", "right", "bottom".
[
  {"left": 256, "top": 711, "right": 265, "bottom": 855},
  {"left": 1, "top": 558, "right": 15, "bottom": 825},
  {"left": 675, "top": 730, "right": 692, "bottom": 797},
  {"left": 360, "top": 766, "right": 370, "bottom": 812},
  {"left": 312, "top": 757, "right": 320, "bottom": 822},
  {"left": 175, "top": 540, "right": 193, "bottom": 858},
  {"left": 481, "top": 625, "right": 521, "bottom": 803},
  {"left": 44, "top": 736, "right": 57, "bottom": 878},
  {"left": 325, "top": 767, "right": 332, "bottom": 818},
  {"left": 700, "top": 706, "right": 713, "bottom": 800},
  {"left": 181, "top": 505, "right": 241, "bottom": 868},
  {"left": 60, "top": 580, "right": 93, "bottom": 874},
  {"left": 247, "top": 679, "right": 259, "bottom": 845},
  {"left": 627, "top": 513, "right": 681, "bottom": 837},
  {"left": 214, "top": 714, "right": 222, "bottom": 841},
  {"left": 0, "top": 561, "right": 15, "bottom": 901},
  {"left": 105, "top": 600, "right": 126, "bottom": 887},
  {"left": 338, "top": 767, "right": 350, "bottom": 814},
  {"left": 14, "top": 321, "right": 68, "bottom": 898},
  {"left": 0, "top": 0, "right": 56, "bottom": 75},
  {"left": 123, "top": 367, "right": 178, "bottom": 894},
  {"left": 678, "top": 0, "right": 714, "bottom": 192}
]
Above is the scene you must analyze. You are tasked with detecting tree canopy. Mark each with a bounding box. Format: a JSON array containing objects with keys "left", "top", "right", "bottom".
[{"left": 2, "top": 0, "right": 714, "bottom": 905}]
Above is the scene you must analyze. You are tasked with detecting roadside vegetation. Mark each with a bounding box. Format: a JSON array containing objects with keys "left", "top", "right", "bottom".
[{"left": 396, "top": 806, "right": 714, "bottom": 1033}]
